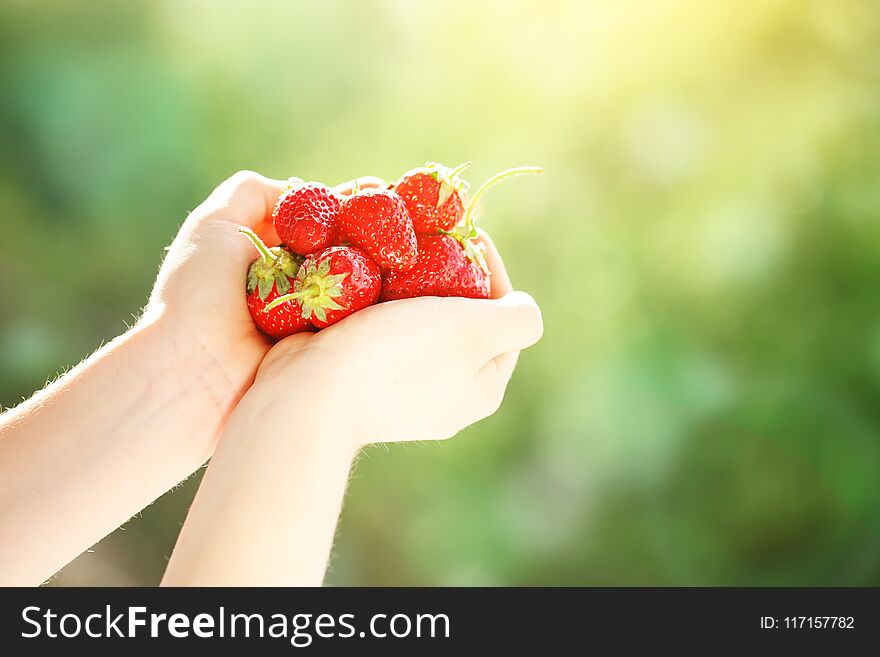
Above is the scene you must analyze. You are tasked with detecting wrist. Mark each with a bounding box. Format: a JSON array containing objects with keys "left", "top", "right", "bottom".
[
  {"left": 154, "top": 304, "right": 259, "bottom": 396},
  {"left": 234, "top": 372, "right": 361, "bottom": 463}
]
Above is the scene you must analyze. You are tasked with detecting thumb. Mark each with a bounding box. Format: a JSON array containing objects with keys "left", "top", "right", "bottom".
[
  {"left": 191, "top": 170, "right": 288, "bottom": 245},
  {"left": 457, "top": 291, "right": 544, "bottom": 362}
]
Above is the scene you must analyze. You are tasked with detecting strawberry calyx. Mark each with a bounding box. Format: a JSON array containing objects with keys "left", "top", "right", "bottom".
[
  {"left": 426, "top": 161, "right": 471, "bottom": 208},
  {"left": 440, "top": 222, "right": 489, "bottom": 274},
  {"left": 264, "top": 256, "right": 349, "bottom": 324},
  {"left": 441, "top": 165, "right": 544, "bottom": 274},
  {"left": 238, "top": 226, "right": 303, "bottom": 302}
]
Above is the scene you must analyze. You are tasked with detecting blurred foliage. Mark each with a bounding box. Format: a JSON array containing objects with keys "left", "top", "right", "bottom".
[{"left": 2, "top": 0, "right": 880, "bottom": 585}]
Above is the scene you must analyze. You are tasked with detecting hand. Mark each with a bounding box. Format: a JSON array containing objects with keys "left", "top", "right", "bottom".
[
  {"left": 252, "top": 231, "right": 543, "bottom": 449},
  {"left": 1, "top": 170, "right": 304, "bottom": 585},
  {"left": 145, "top": 171, "right": 286, "bottom": 404},
  {"left": 146, "top": 171, "right": 386, "bottom": 408},
  {"left": 160, "top": 230, "right": 543, "bottom": 585}
]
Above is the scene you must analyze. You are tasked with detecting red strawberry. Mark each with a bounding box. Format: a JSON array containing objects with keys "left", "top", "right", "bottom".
[
  {"left": 381, "top": 233, "right": 489, "bottom": 300},
  {"left": 272, "top": 182, "right": 342, "bottom": 256},
  {"left": 395, "top": 162, "right": 471, "bottom": 234},
  {"left": 380, "top": 165, "right": 543, "bottom": 301},
  {"left": 338, "top": 188, "right": 418, "bottom": 271},
  {"left": 238, "top": 227, "right": 311, "bottom": 340},
  {"left": 265, "top": 246, "right": 381, "bottom": 328}
]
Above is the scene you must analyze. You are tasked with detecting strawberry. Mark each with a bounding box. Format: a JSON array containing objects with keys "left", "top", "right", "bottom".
[
  {"left": 395, "top": 162, "right": 471, "bottom": 234},
  {"left": 380, "top": 166, "right": 543, "bottom": 301},
  {"left": 338, "top": 188, "right": 418, "bottom": 271},
  {"left": 265, "top": 246, "right": 381, "bottom": 328},
  {"left": 272, "top": 181, "right": 342, "bottom": 256},
  {"left": 238, "top": 227, "right": 311, "bottom": 339},
  {"left": 381, "top": 233, "right": 489, "bottom": 300}
]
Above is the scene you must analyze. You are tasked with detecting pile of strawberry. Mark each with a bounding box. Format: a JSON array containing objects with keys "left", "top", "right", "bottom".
[{"left": 240, "top": 162, "right": 541, "bottom": 339}]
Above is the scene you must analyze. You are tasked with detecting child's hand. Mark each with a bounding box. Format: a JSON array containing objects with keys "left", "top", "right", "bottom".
[
  {"left": 146, "top": 171, "right": 286, "bottom": 401},
  {"left": 146, "top": 171, "right": 385, "bottom": 405},
  {"left": 161, "top": 231, "right": 542, "bottom": 585},
  {"left": 251, "top": 231, "right": 543, "bottom": 449}
]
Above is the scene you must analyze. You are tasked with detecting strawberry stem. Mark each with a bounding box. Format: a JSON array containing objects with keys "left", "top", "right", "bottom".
[
  {"left": 263, "top": 283, "right": 324, "bottom": 312},
  {"left": 447, "top": 161, "right": 472, "bottom": 180},
  {"left": 463, "top": 165, "right": 544, "bottom": 231},
  {"left": 264, "top": 291, "right": 306, "bottom": 312},
  {"left": 238, "top": 226, "right": 275, "bottom": 265}
]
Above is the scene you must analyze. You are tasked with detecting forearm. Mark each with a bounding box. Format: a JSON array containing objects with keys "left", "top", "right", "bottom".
[
  {"left": 161, "top": 381, "right": 357, "bottom": 586},
  {"left": 0, "top": 312, "right": 245, "bottom": 585}
]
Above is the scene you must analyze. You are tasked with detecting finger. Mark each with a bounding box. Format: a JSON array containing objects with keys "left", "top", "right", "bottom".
[
  {"left": 193, "top": 170, "right": 288, "bottom": 244},
  {"left": 475, "top": 229, "right": 512, "bottom": 298},
  {"left": 448, "top": 291, "right": 543, "bottom": 361},
  {"left": 335, "top": 176, "right": 387, "bottom": 197},
  {"left": 477, "top": 350, "right": 520, "bottom": 385},
  {"left": 256, "top": 331, "right": 316, "bottom": 379},
  {"left": 469, "top": 351, "right": 521, "bottom": 423}
]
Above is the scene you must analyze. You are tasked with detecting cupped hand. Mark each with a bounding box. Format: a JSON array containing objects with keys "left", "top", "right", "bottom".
[
  {"left": 146, "top": 171, "right": 386, "bottom": 402},
  {"left": 254, "top": 231, "right": 543, "bottom": 447}
]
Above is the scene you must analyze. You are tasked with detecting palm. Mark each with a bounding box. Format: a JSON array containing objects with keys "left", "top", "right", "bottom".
[
  {"left": 191, "top": 219, "right": 274, "bottom": 354},
  {"left": 150, "top": 171, "right": 406, "bottom": 389},
  {"left": 149, "top": 172, "right": 288, "bottom": 386}
]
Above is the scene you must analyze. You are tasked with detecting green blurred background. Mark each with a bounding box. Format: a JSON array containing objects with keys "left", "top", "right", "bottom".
[{"left": 2, "top": 0, "right": 880, "bottom": 585}]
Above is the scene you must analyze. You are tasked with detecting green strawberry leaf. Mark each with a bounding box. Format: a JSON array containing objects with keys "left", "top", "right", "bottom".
[
  {"left": 246, "top": 266, "right": 259, "bottom": 295},
  {"left": 257, "top": 277, "right": 274, "bottom": 301},
  {"left": 464, "top": 238, "right": 490, "bottom": 275},
  {"left": 277, "top": 250, "right": 303, "bottom": 277},
  {"left": 437, "top": 179, "right": 456, "bottom": 207},
  {"left": 275, "top": 272, "right": 291, "bottom": 296}
]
